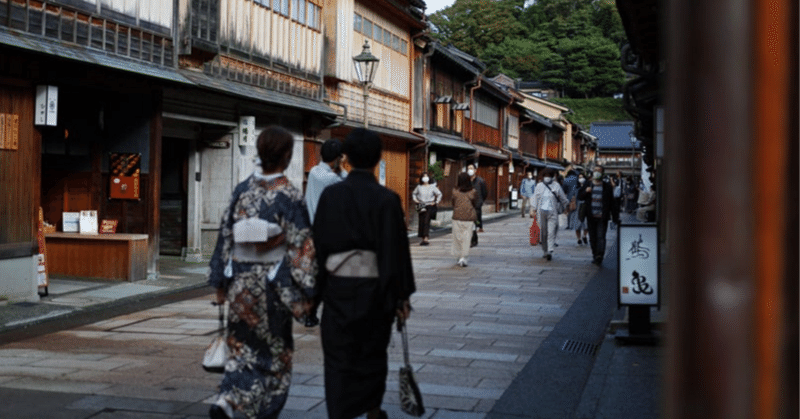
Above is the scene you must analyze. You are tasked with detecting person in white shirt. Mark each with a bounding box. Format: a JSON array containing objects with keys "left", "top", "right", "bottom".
[
  {"left": 412, "top": 172, "right": 442, "bottom": 245},
  {"left": 305, "top": 139, "right": 347, "bottom": 224},
  {"left": 531, "top": 168, "right": 569, "bottom": 261}
]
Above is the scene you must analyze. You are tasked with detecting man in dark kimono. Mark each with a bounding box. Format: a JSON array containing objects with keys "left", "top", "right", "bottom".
[{"left": 312, "top": 128, "right": 415, "bottom": 419}]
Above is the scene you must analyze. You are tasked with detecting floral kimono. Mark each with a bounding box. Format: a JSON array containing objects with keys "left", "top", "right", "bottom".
[{"left": 208, "top": 172, "right": 317, "bottom": 419}]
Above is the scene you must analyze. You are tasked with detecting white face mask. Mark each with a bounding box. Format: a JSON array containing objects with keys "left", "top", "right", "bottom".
[
  {"left": 467, "top": 169, "right": 475, "bottom": 177},
  {"left": 421, "top": 176, "right": 429, "bottom": 183},
  {"left": 543, "top": 177, "right": 553, "bottom": 184},
  {"left": 593, "top": 171, "right": 603, "bottom": 180},
  {"left": 578, "top": 177, "right": 585, "bottom": 183},
  {"left": 527, "top": 173, "right": 532, "bottom": 179}
]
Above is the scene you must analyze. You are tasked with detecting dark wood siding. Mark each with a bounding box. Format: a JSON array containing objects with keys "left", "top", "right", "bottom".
[{"left": 0, "top": 80, "right": 40, "bottom": 258}]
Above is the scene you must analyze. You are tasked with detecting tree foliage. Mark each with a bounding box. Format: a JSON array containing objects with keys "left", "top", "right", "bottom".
[{"left": 429, "top": 0, "right": 627, "bottom": 99}]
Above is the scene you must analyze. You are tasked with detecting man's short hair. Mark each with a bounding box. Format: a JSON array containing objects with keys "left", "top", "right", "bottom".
[
  {"left": 320, "top": 139, "right": 342, "bottom": 163},
  {"left": 343, "top": 128, "right": 382, "bottom": 169}
]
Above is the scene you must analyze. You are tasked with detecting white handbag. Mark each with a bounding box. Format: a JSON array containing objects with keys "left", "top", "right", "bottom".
[
  {"left": 202, "top": 303, "right": 228, "bottom": 373},
  {"left": 558, "top": 213, "right": 569, "bottom": 229}
]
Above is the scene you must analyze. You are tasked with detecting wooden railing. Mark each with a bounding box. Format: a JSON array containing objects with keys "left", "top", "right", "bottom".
[{"left": 0, "top": 0, "right": 173, "bottom": 67}]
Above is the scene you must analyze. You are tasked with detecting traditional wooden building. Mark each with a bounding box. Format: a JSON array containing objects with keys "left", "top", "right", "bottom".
[
  {"left": 0, "top": 0, "right": 338, "bottom": 299},
  {"left": 318, "top": 0, "right": 427, "bottom": 221},
  {"left": 590, "top": 121, "right": 642, "bottom": 177}
]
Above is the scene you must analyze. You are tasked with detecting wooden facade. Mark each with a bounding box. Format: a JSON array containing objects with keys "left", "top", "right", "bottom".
[{"left": 0, "top": 79, "right": 40, "bottom": 259}]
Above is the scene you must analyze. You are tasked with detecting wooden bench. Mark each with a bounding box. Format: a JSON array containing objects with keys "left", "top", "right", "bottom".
[{"left": 45, "top": 233, "right": 148, "bottom": 281}]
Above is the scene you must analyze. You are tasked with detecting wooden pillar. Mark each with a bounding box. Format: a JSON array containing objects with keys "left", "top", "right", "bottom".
[
  {"left": 664, "top": 0, "right": 797, "bottom": 417},
  {"left": 147, "top": 89, "right": 163, "bottom": 279}
]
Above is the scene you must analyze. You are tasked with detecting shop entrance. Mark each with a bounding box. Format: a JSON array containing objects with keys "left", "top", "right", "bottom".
[{"left": 159, "top": 138, "right": 189, "bottom": 256}]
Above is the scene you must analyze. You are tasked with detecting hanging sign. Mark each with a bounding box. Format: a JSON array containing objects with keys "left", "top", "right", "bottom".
[
  {"left": 618, "top": 223, "right": 659, "bottom": 307},
  {"left": 109, "top": 153, "right": 141, "bottom": 200}
]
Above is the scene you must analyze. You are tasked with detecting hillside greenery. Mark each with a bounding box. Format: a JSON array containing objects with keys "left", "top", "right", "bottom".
[
  {"left": 429, "top": 0, "right": 627, "bottom": 99},
  {"left": 550, "top": 98, "right": 631, "bottom": 128}
]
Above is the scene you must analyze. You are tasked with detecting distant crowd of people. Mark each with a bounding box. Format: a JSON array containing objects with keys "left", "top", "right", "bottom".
[{"left": 522, "top": 165, "right": 656, "bottom": 264}]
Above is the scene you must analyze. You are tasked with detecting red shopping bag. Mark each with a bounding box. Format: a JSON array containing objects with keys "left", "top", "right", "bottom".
[{"left": 529, "top": 218, "right": 540, "bottom": 246}]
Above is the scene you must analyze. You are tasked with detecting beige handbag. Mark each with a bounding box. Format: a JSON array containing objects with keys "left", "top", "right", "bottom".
[{"left": 202, "top": 303, "right": 227, "bottom": 373}]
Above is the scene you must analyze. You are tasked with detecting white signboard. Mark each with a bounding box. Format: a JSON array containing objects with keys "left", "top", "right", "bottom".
[{"left": 618, "top": 224, "right": 659, "bottom": 306}]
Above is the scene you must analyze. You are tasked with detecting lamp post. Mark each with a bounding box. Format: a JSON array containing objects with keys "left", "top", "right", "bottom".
[
  {"left": 628, "top": 130, "right": 637, "bottom": 176},
  {"left": 352, "top": 40, "right": 380, "bottom": 128}
]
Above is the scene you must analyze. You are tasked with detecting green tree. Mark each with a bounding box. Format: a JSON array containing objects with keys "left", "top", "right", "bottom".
[
  {"left": 429, "top": 0, "right": 526, "bottom": 58},
  {"left": 482, "top": 37, "right": 552, "bottom": 80}
]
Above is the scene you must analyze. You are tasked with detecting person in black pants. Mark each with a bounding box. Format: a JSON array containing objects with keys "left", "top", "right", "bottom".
[
  {"left": 577, "top": 165, "right": 620, "bottom": 265},
  {"left": 467, "top": 163, "right": 488, "bottom": 232}
]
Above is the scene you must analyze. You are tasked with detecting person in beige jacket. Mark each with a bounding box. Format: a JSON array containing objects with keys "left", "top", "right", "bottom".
[{"left": 451, "top": 172, "right": 479, "bottom": 267}]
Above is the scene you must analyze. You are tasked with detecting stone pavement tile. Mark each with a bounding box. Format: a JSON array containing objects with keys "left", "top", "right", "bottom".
[
  {"left": 86, "top": 411, "right": 180, "bottom": 419},
  {"left": 411, "top": 393, "right": 480, "bottom": 412},
  {"left": 82, "top": 283, "right": 166, "bottom": 299},
  {"left": 286, "top": 383, "right": 325, "bottom": 398},
  {"left": 66, "top": 370, "right": 173, "bottom": 387},
  {"left": 428, "top": 349, "right": 517, "bottom": 363},
  {"left": 283, "top": 395, "right": 324, "bottom": 411},
  {"left": 94, "top": 383, "right": 214, "bottom": 402},
  {"left": 34, "top": 357, "right": 140, "bottom": 371},
  {"left": 0, "top": 376, "right": 111, "bottom": 393},
  {"left": 416, "top": 363, "right": 520, "bottom": 381},
  {"left": 0, "top": 387, "right": 98, "bottom": 419},
  {"left": 0, "top": 364, "right": 78, "bottom": 378},
  {"left": 432, "top": 410, "right": 488, "bottom": 419},
  {"left": 67, "top": 394, "right": 191, "bottom": 414}
]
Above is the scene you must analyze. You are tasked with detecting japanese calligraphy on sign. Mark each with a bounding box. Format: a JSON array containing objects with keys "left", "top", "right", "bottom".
[{"left": 618, "top": 224, "right": 659, "bottom": 306}]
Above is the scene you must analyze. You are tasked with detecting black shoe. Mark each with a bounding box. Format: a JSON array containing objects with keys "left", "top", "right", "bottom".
[
  {"left": 577, "top": 240, "right": 582, "bottom": 245},
  {"left": 209, "top": 405, "right": 231, "bottom": 419},
  {"left": 545, "top": 254, "right": 552, "bottom": 261},
  {"left": 583, "top": 238, "right": 588, "bottom": 245},
  {"left": 420, "top": 241, "right": 429, "bottom": 246}
]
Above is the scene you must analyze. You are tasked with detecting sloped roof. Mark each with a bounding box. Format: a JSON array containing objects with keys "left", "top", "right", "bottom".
[{"left": 590, "top": 121, "right": 642, "bottom": 150}]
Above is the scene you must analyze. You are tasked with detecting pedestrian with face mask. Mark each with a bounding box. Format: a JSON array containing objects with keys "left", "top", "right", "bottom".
[
  {"left": 412, "top": 172, "right": 442, "bottom": 246},
  {"left": 531, "top": 168, "right": 569, "bottom": 261},
  {"left": 519, "top": 171, "right": 536, "bottom": 217},
  {"left": 577, "top": 165, "right": 620, "bottom": 265},
  {"left": 467, "top": 164, "right": 488, "bottom": 232},
  {"left": 571, "top": 173, "right": 590, "bottom": 245}
]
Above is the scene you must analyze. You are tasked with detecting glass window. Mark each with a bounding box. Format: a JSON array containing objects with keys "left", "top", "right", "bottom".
[
  {"left": 282, "top": 0, "right": 289, "bottom": 16},
  {"left": 392, "top": 34, "right": 399, "bottom": 51},
  {"left": 373, "top": 24, "right": 382, "bottom": 43},
  {"left": 309, "top": 4, "right": 320, "bottom": 29},
  {"left": 401, "top": 40, "right": 408, "bottom": 55},
  {"left": 363, "top": 19, "right": 373, "bottom": 40},
  {"left": 383, "top": 29, "right": 391, "bottom": 45},
  {"left": 274, "top": 0, "right": 281, "bottom": 12},
  {"left": 298, "top": 0, "right": 305, "bottom": 24},
  {"left": 291, "top": 0, "right": 299, "bottom": 20},
  {"left": 354, "top": 13, "right": 362, "bottom": 33}
]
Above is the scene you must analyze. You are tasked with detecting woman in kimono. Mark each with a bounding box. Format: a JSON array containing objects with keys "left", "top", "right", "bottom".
[
  {"left": 312, "top": 128, "right": 416, "bottom": 419},
  {"left": 207, "top": 125, "right": 318, "bottom": 419}
]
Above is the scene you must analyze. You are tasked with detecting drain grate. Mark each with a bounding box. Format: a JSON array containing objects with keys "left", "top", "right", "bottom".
[{"left": 561, "top": 339, "right": 599, "bottom": 356}]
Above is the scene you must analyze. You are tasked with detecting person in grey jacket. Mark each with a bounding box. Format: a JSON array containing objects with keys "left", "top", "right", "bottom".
[{"left": 519, "top": 171, "right": 536, "bottom": 218}]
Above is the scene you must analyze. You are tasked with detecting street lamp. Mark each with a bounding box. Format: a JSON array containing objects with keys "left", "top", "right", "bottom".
[
  {"left": 352, "top": 40, "right": 380, "bottom": 128},
  {"left": 628, "top": 130, "right": 637, "bottom": 175}
]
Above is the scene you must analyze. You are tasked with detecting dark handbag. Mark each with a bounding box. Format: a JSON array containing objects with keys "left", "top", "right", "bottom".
[
  {"left": 398, "top": 322, "right": 425, "bottom": 416},
  {"left": 470, "top": 228, "right": 478, "bottom": 247},
  {"left": 416, "top": 202, "right": 427, "bottom": 212},
  {"left": 568, "top": 196, "right": 577, "bottom": 212},
  {"left": 202, "top": 303, "right": 227, "bottom": 373},
  {"left": 578, "top": 201, "right": 588, "bottom": 222}
]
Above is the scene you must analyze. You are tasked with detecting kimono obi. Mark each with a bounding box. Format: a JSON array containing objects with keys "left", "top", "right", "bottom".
[
  {"left": 326, "top": 250, "right": 378, "bottom": 278},
  {"left": 232, "top": 218, "right": 287, "bottom": 264}
]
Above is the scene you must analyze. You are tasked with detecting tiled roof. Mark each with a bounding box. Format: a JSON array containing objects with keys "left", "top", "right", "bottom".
[{"left": 590, "top": 121, "right": 642, "bottom": 150}]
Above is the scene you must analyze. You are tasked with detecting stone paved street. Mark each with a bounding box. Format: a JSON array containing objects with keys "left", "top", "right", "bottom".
[{"left": 0, "top": 214, "right": 615, "bottom": 418}]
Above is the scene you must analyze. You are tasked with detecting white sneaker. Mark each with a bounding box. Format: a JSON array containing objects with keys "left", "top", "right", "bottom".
[{"left": 458, "top": 258, "right": 468, "bottom": 267}]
